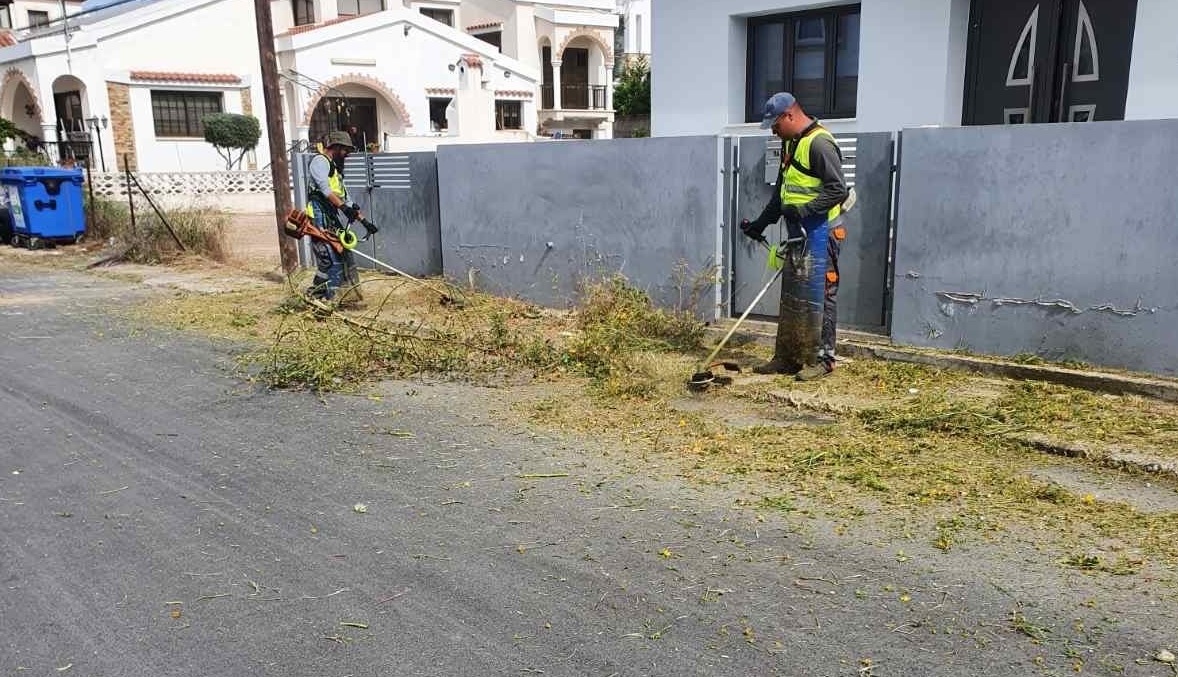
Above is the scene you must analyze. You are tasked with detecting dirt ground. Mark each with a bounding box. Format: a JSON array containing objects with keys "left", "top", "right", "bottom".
[{"left": 225, "top": 211, "right": 284, "bottom": 270}]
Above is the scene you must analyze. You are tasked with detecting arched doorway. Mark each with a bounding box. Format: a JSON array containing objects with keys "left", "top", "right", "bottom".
[
  {"left": 305, "top": 77, "right": 410, "bottom": 152},
  {"left": 0, "top": 68, "right": 44, "bottom": 151},
  {"left": 558, "top": 32, "right": 612, "bottom": 110},
  {"left": 52, "top": 74, "right": 92, "bottom": 165}
]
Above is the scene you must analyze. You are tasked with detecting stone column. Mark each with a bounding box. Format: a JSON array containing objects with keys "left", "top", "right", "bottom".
[
  {"left": 106, "top": 82, "right": 137, "bottom": 170},
  {"left": 551, "top": 59, "right": 562, "bottom": 110}
]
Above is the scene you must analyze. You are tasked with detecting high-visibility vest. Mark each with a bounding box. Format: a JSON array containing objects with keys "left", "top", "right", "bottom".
[
  {"left": 780, "top": 125, "right": 842, "bottom": 223},
  {"left": 305, "top": 152, "right": 348, "bottom": 219}
]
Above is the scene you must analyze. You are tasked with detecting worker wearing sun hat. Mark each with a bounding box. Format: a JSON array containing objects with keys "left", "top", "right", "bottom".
[
  {"left": 739, "top": 92, "right": 850, "bottom": 381},
  {"left": 304, "top": 130, "right": 377, "bottom": 307}
]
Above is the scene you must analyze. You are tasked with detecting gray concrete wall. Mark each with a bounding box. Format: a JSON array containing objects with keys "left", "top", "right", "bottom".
[
  {"left": 436, "top": 136, "right": 721, "bottom": 316},
  {"left": 892, "top": 120, "right": 1178, "bottom": 376}
]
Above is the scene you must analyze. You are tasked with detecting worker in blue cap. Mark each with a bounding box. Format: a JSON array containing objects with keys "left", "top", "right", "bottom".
[{"left": 740, "top": 92, "right": 849, "bottom": 380}]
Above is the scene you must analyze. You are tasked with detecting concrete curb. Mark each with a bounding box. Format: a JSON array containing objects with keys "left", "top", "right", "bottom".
[
  {"left": 708, "top": 319, "right": 1178, "bottom": 404},
  {"left": 1011, "top": 434, "right": 1178, "bottom": 483}
]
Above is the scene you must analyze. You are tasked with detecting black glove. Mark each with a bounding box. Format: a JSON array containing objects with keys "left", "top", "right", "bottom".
[
  {"left": 361, "top": 219, "right": 379, "bottom": 236},
  {"left": 781, "top": 204, "right": 803, "bottom": 224},
  {"left": 341, "top": 203, "right": 360, "bottom": 222},
  {"left": 740, "top": 218, "right": 767, "bottom": 242}
]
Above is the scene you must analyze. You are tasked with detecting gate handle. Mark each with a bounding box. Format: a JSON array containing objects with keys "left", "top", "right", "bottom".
[{"left": 34, "top": 199, "right": 57, "bottom": 210}]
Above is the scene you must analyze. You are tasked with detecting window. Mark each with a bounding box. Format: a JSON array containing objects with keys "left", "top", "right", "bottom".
[
  {"left": 495, "top": 100, "right": 521, "bottom": 130},
  {"left": 292, "top": 0, "right": 314, "bottom": 26},
  {"left": 475, "top": 30, "right": 502, "bottom": 51},
  {"left": 151, "top": 90, "right": 224, "bottom": 137},
  {"left": 429, "top": 97, "right": 450, "bottom": 131},
  {"left": 337, "top": 0, "right": 383, "bottom": 17},
  {"left": 419, "top": 7, "right": 453, "bottom": 26},
  {"left": 27, "top": 10, "right": 50, "bottom": 27},
  {"left": 0, "top": 6, "right": 12, "bottom": 29},
  {"left": 746, "top": 4, "right": 860, "bottom": 122}
]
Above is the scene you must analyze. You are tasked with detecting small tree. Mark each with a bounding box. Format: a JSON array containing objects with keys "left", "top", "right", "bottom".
[
  {"left": 613, "top": 56, "right": 650, "bottom": 116},
  {"left": 203, "top": 113, "right": 262, "bottom": 170}
]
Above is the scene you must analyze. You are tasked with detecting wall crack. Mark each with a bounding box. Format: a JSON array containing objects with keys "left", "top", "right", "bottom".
[{"left": 935, "top": 291, "right": 1159, "bottom": 317}]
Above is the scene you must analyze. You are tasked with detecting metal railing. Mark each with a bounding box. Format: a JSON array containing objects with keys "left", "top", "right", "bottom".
[{"left": 539, "top": 84, "right": 608, "bottom": 111}]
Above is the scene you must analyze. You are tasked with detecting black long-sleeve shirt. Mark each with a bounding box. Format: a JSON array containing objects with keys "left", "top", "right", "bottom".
[{"left": 754, "top": 124, "right": 849, "bottom": 226}]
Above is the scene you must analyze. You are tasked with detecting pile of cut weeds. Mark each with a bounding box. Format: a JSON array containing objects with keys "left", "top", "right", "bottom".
[{"left": 126, "top": 267, "right": 1178, "bottom": 572}]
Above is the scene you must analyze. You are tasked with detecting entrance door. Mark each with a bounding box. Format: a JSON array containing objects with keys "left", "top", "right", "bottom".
[{"left": 962, "top": 0, "right": 1138, "bottom": 125}]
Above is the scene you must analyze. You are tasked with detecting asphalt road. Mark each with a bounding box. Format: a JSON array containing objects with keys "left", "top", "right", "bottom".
[{"left": 1, "top": 267, "right": 1175, "bottom": 676}]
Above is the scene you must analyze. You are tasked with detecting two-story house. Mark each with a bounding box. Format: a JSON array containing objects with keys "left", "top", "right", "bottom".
[{"left": 0, "top": 0, "right": 619, "bottom": 172}]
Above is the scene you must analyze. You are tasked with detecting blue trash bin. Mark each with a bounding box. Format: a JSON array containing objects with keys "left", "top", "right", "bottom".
[{"left": 1, "top": 167, "right": 87, "bottom": 248}]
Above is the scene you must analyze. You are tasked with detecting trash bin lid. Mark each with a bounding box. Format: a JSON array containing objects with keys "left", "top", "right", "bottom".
[{"left": 1, "top": 166, "right": 85, "bottom": 181}]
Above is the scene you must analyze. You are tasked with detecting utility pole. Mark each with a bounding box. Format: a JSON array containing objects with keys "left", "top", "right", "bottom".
[{"left": 253, "top": 0, "right": 298, "bottom": 273}]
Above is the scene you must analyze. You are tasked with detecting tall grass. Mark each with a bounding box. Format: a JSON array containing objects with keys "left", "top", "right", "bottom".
[{"left": 85, "top": 196, "right": 230, "bottom": 263}]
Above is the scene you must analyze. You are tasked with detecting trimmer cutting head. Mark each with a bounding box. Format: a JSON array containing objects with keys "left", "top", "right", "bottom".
[{"left": 686, "top": 362, "right": 741, "bottom": 392}]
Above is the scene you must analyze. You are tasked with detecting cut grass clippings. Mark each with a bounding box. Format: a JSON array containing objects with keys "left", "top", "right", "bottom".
[{"left": 124, "top": 266, "right": 1178, "bottom": 570}]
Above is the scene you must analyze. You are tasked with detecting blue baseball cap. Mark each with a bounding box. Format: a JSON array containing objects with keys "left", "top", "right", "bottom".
[{"left": 759, "top": 92, "right": 797, "bottom": 129}]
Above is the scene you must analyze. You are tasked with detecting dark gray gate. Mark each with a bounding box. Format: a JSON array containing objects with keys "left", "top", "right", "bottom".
[
  {"left": 291, "top": 151, "right": 442, "bottom": 278},
  {"left": 722, "top": 131, "right": 894, "bottom": 333}
]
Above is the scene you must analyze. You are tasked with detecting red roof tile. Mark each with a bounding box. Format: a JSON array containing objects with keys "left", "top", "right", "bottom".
[
  {"left": 0, "top": 31, "right": 17, "bottom": 48},
  {"left": 129, "top": 71, "right": 242, "bottom": 84},
  {"left": 466, "top": 21, "right": 502, "bottom": 32},
  {"left": 426, "top": 87, "right": 457, "bottom": 96},
  {"left": 460, "top": 53, "right": 483, "bottom": 68},
  {"left": 494, "top": 90, "right": 533, "bottom": 98},
  {"left": 276, "top": 14, "right": 360, "bottom": 38}
]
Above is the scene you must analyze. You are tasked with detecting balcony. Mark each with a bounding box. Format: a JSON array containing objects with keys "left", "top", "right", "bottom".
[{"left": 540, "top": 84, "right": 608, "bottom": 111}]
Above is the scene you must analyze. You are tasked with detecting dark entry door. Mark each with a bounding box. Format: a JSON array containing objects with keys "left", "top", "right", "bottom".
[{"left": 963, "top": 0, "right": 1138, "bottom": 125}]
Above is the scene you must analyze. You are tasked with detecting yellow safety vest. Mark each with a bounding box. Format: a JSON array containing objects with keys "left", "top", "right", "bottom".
[
  {"left": 780, "top": 125, "right": 842, "bottom": 223},
  {"left": 305, "top": 152, "right": 348, "bottom": 219}
]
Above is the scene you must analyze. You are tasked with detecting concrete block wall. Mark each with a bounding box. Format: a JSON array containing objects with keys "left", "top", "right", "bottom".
[{"left": 891, "top": 119, "right": 1178, "bottom": 376}]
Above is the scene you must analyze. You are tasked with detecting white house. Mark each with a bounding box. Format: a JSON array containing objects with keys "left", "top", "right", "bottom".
[
  {"left": 652, "top": 0, "right": 1178, "bottom": 138},
  {"left": 615, "top": 0, "right": 648, "bottom": 66},
  {"left": 1, "top": 0, "right": 83, "bottom": 34},
  {"left": 0, "top": 0, "right": 621, "bottom": 172}
]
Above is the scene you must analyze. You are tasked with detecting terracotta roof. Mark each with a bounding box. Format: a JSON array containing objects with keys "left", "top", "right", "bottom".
[
  {"left": 129, "top": 71, "right": 242, "bottom": 85},
  {"left": 426, "top": 87, "right": 456, "bottom": 96},
  {"left": 460, "top": 53, "right": 483, "bottom": 68},
  {"left": 466, "top": 21, "right": 502, "bottom": 32},
  {"left": 276, "top": 14, "right": 360, "bottom": 38},
  {"left": 494, "top": 90, "right": 533, "bottom": 98},
  {"left": 0, "top": 31, "right": 17, "bottom": 48}
]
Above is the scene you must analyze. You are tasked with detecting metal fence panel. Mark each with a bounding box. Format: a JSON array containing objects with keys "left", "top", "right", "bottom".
[{"left": 726, "top": 132, "right": 893, "bottom": 332}]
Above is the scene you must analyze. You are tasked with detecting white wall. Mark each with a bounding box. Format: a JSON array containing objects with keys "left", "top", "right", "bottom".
[
  {"left": 128, "top": 83, "right": 249, "bottom": 172},
  {"left": 653, "top": 0, "right": 973, "bottom": 137},
  {"left": 619, "top": 0, "right": 649, "bottom": 56},
  {"left": 1125, "top": 0, "right": 1178, "bottom": 121}
]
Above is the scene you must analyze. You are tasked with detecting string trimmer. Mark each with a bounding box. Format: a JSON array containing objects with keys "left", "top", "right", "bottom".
[
  {"left": 283, "top": 209, "right": 463, "bottom": 305},
  {"left": 687, "top": 234, "right": 804, "bottom": 392}
]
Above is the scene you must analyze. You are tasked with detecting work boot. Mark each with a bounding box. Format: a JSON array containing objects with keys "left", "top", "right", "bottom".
[
  {"left": 752, "top": 357, "right": 802, "bottom": 375},
  {"left": 795, "top": 360, "right": 834, "bottom": 382}
]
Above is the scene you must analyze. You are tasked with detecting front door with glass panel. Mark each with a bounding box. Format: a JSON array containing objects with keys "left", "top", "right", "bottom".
[{"left": 963, "top": 0, "right": 1138, "bottom": 125}]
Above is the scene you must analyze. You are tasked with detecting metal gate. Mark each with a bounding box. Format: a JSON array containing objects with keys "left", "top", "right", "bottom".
[
  {"left": 290, "top": 151, "right": 443, "bottom": 278},
  {"left": 720, "top": 131, "right": 896, "bottom": 334}
]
